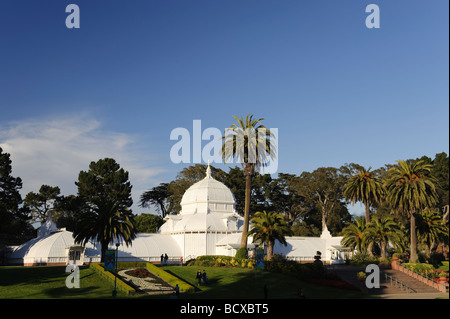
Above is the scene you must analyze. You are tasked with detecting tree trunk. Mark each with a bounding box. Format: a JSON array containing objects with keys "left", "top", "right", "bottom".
[
  {"left": 240, "top": 167, "right": 252, "bottom": 250},
  {"left": 267, "top": 240, "right": 274, "bottom": 261},
  {"left": 321, "top": 212, "right": 327, "bottom": 232},
  {"left": 365, "top": 200, "right": 374, "bottom": 256},
  {"left": 381, "top": 241, "right": 387, "bottom": 261},
  {"left": 364, "top": 200, "right": 370, "bottom": 223},
  {"left": 101, "top": 240, "right": 108, "bottom": 264},
  {"left": 410, "top": 212, "right": 418, "bottom": 263}
]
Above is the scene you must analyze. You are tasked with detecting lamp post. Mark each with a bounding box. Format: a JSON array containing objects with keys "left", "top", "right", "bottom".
[{"left": 112, "top": 242, "right": 120, "bottom": 298}]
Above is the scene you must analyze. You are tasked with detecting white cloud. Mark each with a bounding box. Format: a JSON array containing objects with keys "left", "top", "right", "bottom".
[{"left": 0, "top": 115, "right": 166, "bottom": 213}]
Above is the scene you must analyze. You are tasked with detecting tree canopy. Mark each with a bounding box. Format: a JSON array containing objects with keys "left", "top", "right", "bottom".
[{"left": 73, "top": 158, "right": 136, "bottom": 261}]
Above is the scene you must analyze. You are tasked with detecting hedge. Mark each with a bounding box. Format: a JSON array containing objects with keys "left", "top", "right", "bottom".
[
  {"left": 402, "top": 263, "right": 435, "bottom": 274},
  {"left": 188, "top": 255, "right": 255, "bottom": 269},
  {"left": 145, "top": 263, "right": 195, "bottom": 293},
  {"left": 90, "top": 263, "right": 136, "bottom": 295}
]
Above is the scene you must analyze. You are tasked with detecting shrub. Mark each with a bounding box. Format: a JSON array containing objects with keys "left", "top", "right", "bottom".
[
  {"left": 429, "top": 253, "right": 445, "bottom": 267},
  {"left": 235, "top": 247, "right": 248, "bottom": 259},
  {"left": 189, "top": 255, "right": 255, "bottom": 269},
  {"left": 357, "top": 271, "right": 366, "bottom": 281},
  {"left": 349, "top": 252, "right": 379, "bottom": 266},
  {"left": 402, "top": 263, "right": 434, "bottom": 275},
  {"left": 262, "top": 254, "right": 331, "bottom": 281}
]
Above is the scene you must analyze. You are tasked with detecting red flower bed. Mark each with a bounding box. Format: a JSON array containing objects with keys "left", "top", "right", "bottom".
[
  {"left": 306, "top": 279, "right": 360, "bottom": 291},
  {"left": 433, "top": 278, "right": 449, "bottom": 283},
  {"left": 128, "top": 268, "right": 151, "bottom": 278}
]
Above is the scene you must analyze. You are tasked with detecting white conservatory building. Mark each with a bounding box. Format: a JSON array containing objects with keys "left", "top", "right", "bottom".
[{"left": 8, "top": 165, "right": 348, "bottom": 266}]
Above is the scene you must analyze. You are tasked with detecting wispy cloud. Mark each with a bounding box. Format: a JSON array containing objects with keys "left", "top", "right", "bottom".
[{"left": 0, "top": 115, "right": 165, "bottom": 213}]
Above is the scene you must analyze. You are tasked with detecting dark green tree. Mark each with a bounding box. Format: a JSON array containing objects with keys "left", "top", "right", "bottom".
[
  {"left": 0, "top": 147, "right": 33, "bottom": 244},
  {"left": 134, "top": 213, "right": 164, "bottom": 233},
  {"left": 140, "top": 183, "right": 171, "bottom": 218},
  {"left": 73, "top": 158, "right": 136, "bottom": 261},
  {"left": 24, "top": 185, "right": 61, "bottom": 223},
  {"left": 267, "top": 173, "right": 305, "bottom": 226},
  {"left": 53, "top": 194, "right": 83, "bottom": 231},
  {"left": 293, "top": 167, "right": 348, "bottom": 234}
]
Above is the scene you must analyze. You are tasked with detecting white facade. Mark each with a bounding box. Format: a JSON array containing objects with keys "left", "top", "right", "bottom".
[{"left": 8, "top": 164, "right": 346, "bottom": 265}]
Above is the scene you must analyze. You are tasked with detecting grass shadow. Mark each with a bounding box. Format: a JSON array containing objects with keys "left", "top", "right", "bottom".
[{"left": 163, "top": 269, "right": 203, "bottom": 292}]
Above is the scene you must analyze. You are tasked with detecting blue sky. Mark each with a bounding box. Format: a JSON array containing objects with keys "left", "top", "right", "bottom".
[{"left": 0, "top": 0, "right": 448, "bottom": 216}]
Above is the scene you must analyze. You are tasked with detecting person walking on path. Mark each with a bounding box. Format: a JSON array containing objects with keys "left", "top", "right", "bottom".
[
  {"left": 202, "top": 270, "right": 208, "bottom": 285},
  {"left": 160, "top": 254, "right": 164, "bottom": 265},
  {"left": 164, "top": 253, "right": 169, "bottom": 265},
  {"left": 174, "top": 284, "right": 180, "bottom": 298},
  {"left": 196, "top": 270, "right": 202, "bottom": 286}
]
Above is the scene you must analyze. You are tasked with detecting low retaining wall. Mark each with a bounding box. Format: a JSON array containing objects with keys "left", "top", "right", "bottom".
[{"left": 391, "top": 261, "right": 448, "bottom": 293}]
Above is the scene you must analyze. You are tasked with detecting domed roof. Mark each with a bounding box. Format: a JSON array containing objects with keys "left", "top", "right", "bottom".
[
  {"left": 179, "top": 164, "right": 236, "bottom": 214},
  {"left": 9, "top": 230, "right": 100, "bottom": 263},
  {"left": 159, "top": 164, "right": 243, "bottom": 234}
]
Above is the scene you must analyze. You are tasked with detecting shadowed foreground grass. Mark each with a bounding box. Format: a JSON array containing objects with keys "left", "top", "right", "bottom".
[
  {"left": 0, "top": 265, "right": 366, "bottom": 299},
  {"left": 159, "top": 266, "right": 365, "bottom": 299},
  {"left": 0, "top": 266, "right": 127, "bottom": 299}
]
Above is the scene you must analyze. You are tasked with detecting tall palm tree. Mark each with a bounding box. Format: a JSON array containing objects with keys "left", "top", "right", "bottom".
[
  {"left": 73, "top": 197, "right": 136, "bottom": 261},
  {"left": 340, "top": 217, "right": 368, "bottom": 254},
  {"left": 343, "top": 167, "right": 385, "bottom": 223},
  {"left": 365, "top": 216, "right": 404, "bottom": 261},
  {"left": 248, "top": 211, "right": 293, "bottom": 261},
  {"left": 221, "top": 114, "right": 276, "bottom": 251},
  {"left": 385, "top": 160, "right": 439, "bottom": 263},
  {"left": 416, "top": 209, "right": 449, "bottom": 257}
]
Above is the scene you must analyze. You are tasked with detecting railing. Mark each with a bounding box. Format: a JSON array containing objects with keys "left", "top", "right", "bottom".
[
  {"left": 384, "top": 273, "right": 416, "bottom": 293},
  {"left": 285, "top": 256, "right": 315, "bottom": 262},
  {"left": 392, "top": 261, "right": 448, "bottom": 293}
]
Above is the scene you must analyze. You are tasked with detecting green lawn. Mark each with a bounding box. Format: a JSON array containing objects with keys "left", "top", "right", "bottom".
[
  {"left": 0, "top": 265, "right": 366, "bottom": 299},
  {"left": 160, "top": 266, "right": 365, "bottom": 299},
  {"left": 0, "top": 266, "right": 128, "bottom": 299}
]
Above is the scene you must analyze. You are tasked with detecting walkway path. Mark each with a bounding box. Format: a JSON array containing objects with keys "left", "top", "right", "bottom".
[{"left": 328, "top": 265, "right": 449, "bottom": 299}]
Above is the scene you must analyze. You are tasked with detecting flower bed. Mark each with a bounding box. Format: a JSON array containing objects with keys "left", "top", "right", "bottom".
[
  {"left": 402, "top": 263, "right": 449, "bottom": 280},
  {"left": 118, "top": 268, "right": 174, "bottom": 294},
  {"left": 126, "top": 268, "right": 151, "bottom": 278}
]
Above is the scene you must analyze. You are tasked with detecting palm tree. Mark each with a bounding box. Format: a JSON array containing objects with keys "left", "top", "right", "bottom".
[
  {"left": 73, "top": 197, "right": 136, "bottom": 261},
  {"left": 248, "top": 211, "right": 293, "bottom": 260},
  {"left": 221, "top": 114, "right": 276, "bottom": 251},
  {"left": 340, "top": 217, "right": 368, "bottom": 254},
  {"left": 416, "top": 209, "right": 449, "bottom": 258},
  {"left": 385, "top": 160, "right": 439, "bottom": 263},
  {"left": 365, "top": 216, "right": 404, "bottom": 261},
  {"left": 343, "top": 167, "right": 385, "bottom": 223}
]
